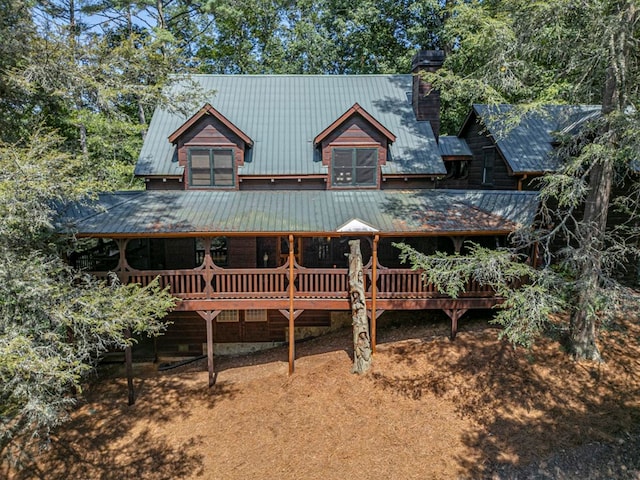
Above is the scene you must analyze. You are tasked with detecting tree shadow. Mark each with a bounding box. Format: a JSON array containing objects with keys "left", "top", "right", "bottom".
[
  {"left": 7, "top": 370, "right": 240, "bottom": 479},
  {"left": 369, "top": 314, "right": 640, "bottom": 478}
]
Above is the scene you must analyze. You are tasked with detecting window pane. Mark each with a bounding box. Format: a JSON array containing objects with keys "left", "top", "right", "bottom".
[
  {"left": 333, "top": 149, "right": 353, "bottom": 168},
  {"left": 356, "top": 149, "right": 377, "bottom": 166},
  {"left": 333, "top": 167, "right": 352, "bottom": 185},
  {"left": 355, "top": 165, "right": 376, "bottom": 184},
  {"left": 213, "top": 150, "right": 234, "bottom": 186},
  {"left": 190, "top": 150, "right": 211, "bottom": 186}
]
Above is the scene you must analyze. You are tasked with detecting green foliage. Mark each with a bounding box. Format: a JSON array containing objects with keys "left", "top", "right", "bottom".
[
  {"left": 395, "top": 241, "right": 566, "bottom": 348},
  {"left": 0, "top": 132, "right": 177, "bottom": 467}
]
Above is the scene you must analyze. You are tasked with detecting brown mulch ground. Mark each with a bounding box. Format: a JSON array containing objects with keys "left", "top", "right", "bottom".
[{"left": 7, "top": 311, "right": 640, "bottom": 479}]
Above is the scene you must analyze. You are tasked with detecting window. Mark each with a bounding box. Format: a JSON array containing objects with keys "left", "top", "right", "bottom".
[
  {"left": 245, "top": 309, "right": 268, "bottom": 322},
  {"left": 188, "top": 148, "right": 234, "bottom": 187},
  {"left": 482, "top": 147, "right": 495, "bottom": 186},
  {"left": 195, "top": 237, "right": 228, "bottom": 266},
  {"left": 332, "top": 148, "right": 378, "bottom": 187},
  {"left": 217, "top": 310, "right": 239, "bottom": 322}
]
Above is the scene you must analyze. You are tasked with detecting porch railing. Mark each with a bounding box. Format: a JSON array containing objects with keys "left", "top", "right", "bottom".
[{"left": 91, "top": 262, "right": 496, "bottom": 301}]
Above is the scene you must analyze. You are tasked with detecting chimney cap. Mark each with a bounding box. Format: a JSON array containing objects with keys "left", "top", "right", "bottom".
[{"left": 412, "top": 50, "right": 445, "bottom": 71}]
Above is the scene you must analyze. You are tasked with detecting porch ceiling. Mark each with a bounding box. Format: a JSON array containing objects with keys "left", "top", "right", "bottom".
[{"left": 56, "top": 189, "right": 539, "bottom": 237}]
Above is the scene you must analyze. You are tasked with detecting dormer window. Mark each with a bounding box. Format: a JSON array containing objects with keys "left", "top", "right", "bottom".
[
  {"left": 331, "top": 148, "right": 378, "bottom": 187},
  {"left": 188, "top": 148, "right": 234, "bottom": 187}
]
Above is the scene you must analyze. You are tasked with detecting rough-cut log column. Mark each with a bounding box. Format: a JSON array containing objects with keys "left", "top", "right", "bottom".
[{"left": 349, "top": 240, "right": 372, "bottom": 374}]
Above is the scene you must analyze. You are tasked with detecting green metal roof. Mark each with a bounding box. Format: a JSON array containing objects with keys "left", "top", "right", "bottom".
[
  {"left": 58, "top": 190, "right": 539, "bottom": 236},
  {"left": 135, "top": 75, "right": 447, "bottom": 178},
  {"left": 438, "top": 135, "right": 472, "bottom": 157},
  {"left": 471, "top": 104, "right": 601, "bottom": 174}
]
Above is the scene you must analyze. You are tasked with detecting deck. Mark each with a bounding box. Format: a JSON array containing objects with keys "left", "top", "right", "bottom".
[
  {"left": 93, "top": 259, "right": 499, "bottom": 313},
  {"left": 93, "top": 257, "right": 503, "bottom": 383}
]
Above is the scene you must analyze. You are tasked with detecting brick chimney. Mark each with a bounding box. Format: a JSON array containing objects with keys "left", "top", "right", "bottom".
[{"left": 412, "top": 50, "right": 445, "bottom": 139}]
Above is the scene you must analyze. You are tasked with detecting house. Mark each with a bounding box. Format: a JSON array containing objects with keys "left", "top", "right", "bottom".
[{"left": 61, "top": 51, "right": 602, "bottom": 376}]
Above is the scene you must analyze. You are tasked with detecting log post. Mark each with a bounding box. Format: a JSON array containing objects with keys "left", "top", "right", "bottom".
[{"left": 349, "top": 240, "right": 372, "bottom": 374}]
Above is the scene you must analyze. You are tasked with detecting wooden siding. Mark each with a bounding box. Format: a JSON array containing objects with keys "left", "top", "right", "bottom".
[
  {"left": 381, "top": 177, "right": 437, "bottom": 189},
  {"left": 228, "top": 237, "right": 257, "bottom": 268},
  {"left": 157, "top": 311, "right": 206, "bottom": 356},
  {"left": 320, "top": 115, "right": 387, "bottom": 190},
  {"left": 239, "top": 178, "right": 327, "bottom": 190},
  {"left": 145, "top": 178, "right": 184, "bottom": 190},
  {"left": 462, "top": 118, "right": 518, "bottom": 190},
  {"left": 177, "top": 115, "right": 246, "bottom": 190}
]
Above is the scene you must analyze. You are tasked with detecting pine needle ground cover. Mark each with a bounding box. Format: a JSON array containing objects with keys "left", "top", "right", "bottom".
[{"left": 6, "top": 311, "right": 640, "bottom": 479}]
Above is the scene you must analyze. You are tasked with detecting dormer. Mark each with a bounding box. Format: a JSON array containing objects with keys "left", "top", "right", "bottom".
[
  {"left": 314, "top": 103, "right": 396, "bottom": 189},
  {"left": 168, "top": 103, "right": 253, "bottom": 190}
]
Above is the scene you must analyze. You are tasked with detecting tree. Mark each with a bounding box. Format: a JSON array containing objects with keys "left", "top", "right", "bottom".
[
  {"left": 0, "top": 132, "right": 177, "bottom": 469},
  {"left": 409, "top": 0, "right": 640, "bottom": 359}
]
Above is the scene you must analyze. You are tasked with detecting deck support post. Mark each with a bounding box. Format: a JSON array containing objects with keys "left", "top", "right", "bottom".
[
  {"left": 196, "top": 310, "right": 221, "bottom": 387},
  {"left": 371, "top": 235, "right": 379, "bottom": 353},
  {"left": 444, "top": 308, "right": 468, "bottom": 340},
  {"left": 125, "top": 328, "right": 134, "bottom": 406},
  {"left": 288, "top": 234, "right": 295, "bottom": 375}
]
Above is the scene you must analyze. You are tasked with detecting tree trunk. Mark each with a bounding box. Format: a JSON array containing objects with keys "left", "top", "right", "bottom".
[
  {"left": 569, "top": 55, "right": 619, "bottom": 361},
  {"left": 348, "top": 240, "right": 372, "bottom": 374}
]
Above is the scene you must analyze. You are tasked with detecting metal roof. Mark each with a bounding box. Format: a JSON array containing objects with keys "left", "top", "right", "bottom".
[
  {"left": 135, "top": 75, "right": 447, "bottom": 178},
  {"left": 472, "top": 104, "right": 601, "bottom": 173},
  {"left": 58, "top": 189, "right": 539, "bottom": 236},
  {"left": 438, "top": 135, "right": 472, "bottom": 157}
]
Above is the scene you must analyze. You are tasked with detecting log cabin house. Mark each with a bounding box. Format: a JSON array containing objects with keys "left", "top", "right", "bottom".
[{"left": 58, "top": 51, "right": 602, "bottom": 375}]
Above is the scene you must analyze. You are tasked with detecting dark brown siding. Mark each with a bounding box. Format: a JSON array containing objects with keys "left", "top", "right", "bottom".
[
  {"left": 177, "top": 115, "right": 246, "bottom": 190},
  {"left": 145, "top": 178, "right": 184, "bottom": 190},
  {"left": 267, "top": 310, "right": 332, "bottom": 342},
  {"left": 462, "top": 117, "right": 518, "bottom": 190},
  {"left": 157, "top": 311, "right": 206, "bottom": 356},
  {"left": 227, "top": 237, "right": 257, "bottom": 268},
  {"left": 320, "top": 115, "right": 387, "bottom": 189},
  {"left": 382, "top": 177, "right": 436, "bottom": 189},
  {"left": 240, "top": 178, "right": 327, "bottom": 190}
]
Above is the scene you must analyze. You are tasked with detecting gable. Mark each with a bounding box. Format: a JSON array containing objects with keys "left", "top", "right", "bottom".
[{"left": 468, "top": 104, "right": 602, "bottom": 174}]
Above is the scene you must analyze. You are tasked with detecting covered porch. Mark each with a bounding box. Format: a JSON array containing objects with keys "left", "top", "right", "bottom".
[{"left": 59, "top": 189, "right": 540, "bottom": 380}]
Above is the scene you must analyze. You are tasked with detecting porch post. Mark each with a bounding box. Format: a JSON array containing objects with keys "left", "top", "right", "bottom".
[
  {"left": 206, "top": 316, "right": 215, "bottom": 387},
  {"left": 288, "top": 234, "right": 295, "bottom": 375},
  {"left": 371, "top": 235, "right": 379, "bottom": 353},
  {"left": 196, "top": 310, "right": 221, "bottom": 387}
]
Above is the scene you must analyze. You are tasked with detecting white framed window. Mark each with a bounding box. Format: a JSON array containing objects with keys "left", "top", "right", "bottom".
[
  {"left": 217, "top": 310, "right": 239, "bottom": 322},
  {"left": 245, "top": 309, "right": 268, "bottom": 322}
]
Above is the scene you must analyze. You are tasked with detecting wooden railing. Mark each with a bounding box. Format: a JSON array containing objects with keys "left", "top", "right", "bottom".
[
  {"left": 374, "top": 268, "right": 495, "bottom": 298},
  {"left": 92, "top": 262, "right": 496, "bottom": 301}
]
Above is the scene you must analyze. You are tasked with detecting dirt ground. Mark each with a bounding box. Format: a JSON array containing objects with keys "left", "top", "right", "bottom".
[{"left": 7, "top": 311, "right": 640, "bottom": 479}]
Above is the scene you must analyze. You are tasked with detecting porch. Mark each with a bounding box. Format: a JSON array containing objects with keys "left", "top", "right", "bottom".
[{"left": 85, "top": 234, "right": 501, "bottom": 382}]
